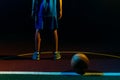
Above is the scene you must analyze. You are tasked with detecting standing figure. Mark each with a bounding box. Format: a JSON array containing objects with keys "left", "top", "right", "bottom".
[{"left": 31, "top": 0, "right": 62, "bottom": 60}]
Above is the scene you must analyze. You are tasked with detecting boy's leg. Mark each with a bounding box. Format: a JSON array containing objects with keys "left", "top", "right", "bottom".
[
  {"left": 54, "top": 29, "right": 58, "bottom": 52},
  {"left": 32, "top": 29, "right": 41, "bottom": 60},
  {"left": 35, "top": 29, "right": 41, "bottom": 52},
  {"left": 54, "top": 29, "right": 61, "bottom": 60}
]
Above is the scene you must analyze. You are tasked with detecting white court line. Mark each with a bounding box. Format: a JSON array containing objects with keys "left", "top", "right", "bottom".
[
  {"left": 0, "top": 71, "right": 120, "bottom": 76},
  {"left": 0, "top": 71, "right": 79, "bottom": 75}
]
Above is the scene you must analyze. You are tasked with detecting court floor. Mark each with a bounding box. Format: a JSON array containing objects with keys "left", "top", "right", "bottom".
[
  {"left": 0, "top": 51, "right": 119, "bottom": 75},
  {"left": 0, "top": 42, "right": 120, "bottom": 79}
]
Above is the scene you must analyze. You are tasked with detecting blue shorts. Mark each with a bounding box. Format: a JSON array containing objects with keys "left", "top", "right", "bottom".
[{"left": 35, "top": 16, "right": 58, "bottom": 31}]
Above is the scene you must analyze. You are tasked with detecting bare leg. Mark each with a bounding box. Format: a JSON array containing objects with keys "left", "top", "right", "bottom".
[
  {"left": 54, "top": 29, "right": 61, "bottom": 59},
  {"left": 54, "top": 29, "right": 58, "bottom": 52},
  {"left": 33, "top": 29, "right": 41, "bottom": 60},
  {"left": 35, "top": 29, "right": 41, "bottom": 52}
]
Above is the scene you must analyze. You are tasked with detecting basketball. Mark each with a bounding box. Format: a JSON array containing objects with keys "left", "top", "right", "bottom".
[{"left": 71, "top": 53, "right": 89, "bottom": 75}]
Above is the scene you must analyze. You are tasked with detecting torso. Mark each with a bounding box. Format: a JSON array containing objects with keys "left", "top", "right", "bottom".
[{"left": 39, "top": 0, "right": 57, "bottom": 17}]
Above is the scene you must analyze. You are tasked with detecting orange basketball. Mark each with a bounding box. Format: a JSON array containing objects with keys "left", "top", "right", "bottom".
[{"left": 71, "top": 53, "right": 89, "bottom": 75}]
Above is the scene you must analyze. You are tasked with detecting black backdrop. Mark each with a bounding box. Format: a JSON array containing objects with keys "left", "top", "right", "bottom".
[{"left": 0, "top": 0, "right": 120, "bottom": 51}]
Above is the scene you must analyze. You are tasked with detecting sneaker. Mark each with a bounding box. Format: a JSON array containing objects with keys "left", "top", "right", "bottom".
[
  {"left": 32, "top": 52, "right": 40, "bottom": 60},
  {"left": 54, "top": 52, "right": 61, "bottom": 60}
]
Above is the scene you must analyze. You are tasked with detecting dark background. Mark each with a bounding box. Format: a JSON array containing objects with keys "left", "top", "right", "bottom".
[{"left": 0, "top": 0, "right": 120, "bottom": 54}]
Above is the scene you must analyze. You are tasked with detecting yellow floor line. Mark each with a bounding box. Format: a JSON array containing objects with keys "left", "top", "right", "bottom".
[{"left": 18, "top": 51, "right": 120, "bottom": 59}]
